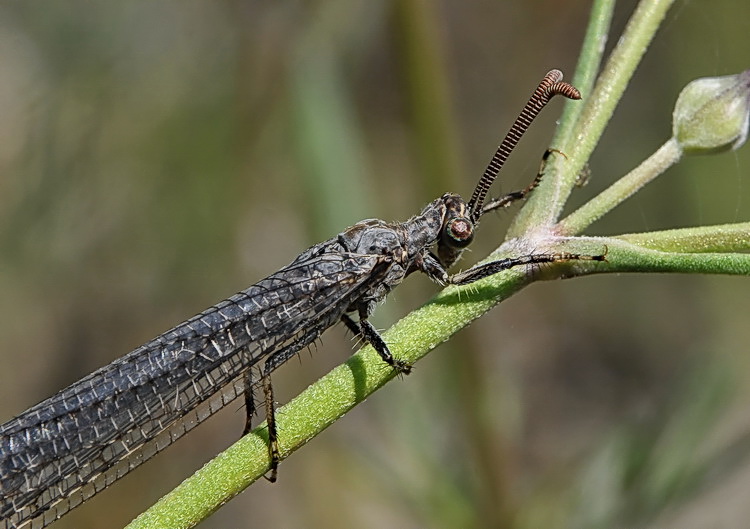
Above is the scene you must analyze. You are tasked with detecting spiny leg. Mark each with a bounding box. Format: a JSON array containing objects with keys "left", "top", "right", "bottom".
[
  {"left": 261, "top": 368, "right": 279, "bottom": 482},
  {"left": 241, "top": 366, "right": 279, "bottom": 481},
  {"left": 341, "top": 312, "right": 412, "bottom": 374},
  {"left": 244, "top": 329, "right": 324, "bottom": 481},
  {"left": 341, "top": 313, "right": 362, "bottom": 337},
  {"left": 449, "top": 251, "right": 606, "bottom": 286}
]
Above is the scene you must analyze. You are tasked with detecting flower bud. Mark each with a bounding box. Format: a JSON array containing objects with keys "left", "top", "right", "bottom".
[{"left": 673, "top": 69, "right": 750, "bottom": 154}]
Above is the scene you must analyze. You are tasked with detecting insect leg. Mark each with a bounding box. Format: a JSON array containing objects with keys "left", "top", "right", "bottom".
[
  {"left": 261, "top": 369, "right": 279, "bottom": 483},
  {"left": 341, "top": 312, "right": 412, "bottom": 374},
  {"left": 247, "top": 328, "right": 325, "bottom": 480},
  {"left": 416, "top": 252, "right": 450, "bottom": 285},
  {"left": 449, "top": 251, "right": 605, "bottom": 285},
  {"left": 341, "top": 313, "right": 362, "bottom": 336}
]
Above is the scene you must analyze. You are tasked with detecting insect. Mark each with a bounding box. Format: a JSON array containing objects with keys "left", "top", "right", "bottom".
[{"left": 0, "top": 69, "right": 603, "bottom": 529}]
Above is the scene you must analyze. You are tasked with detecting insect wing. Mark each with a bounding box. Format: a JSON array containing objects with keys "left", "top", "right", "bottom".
[{"left": 0, "top": 251, "right": 392, "bottom": 529}]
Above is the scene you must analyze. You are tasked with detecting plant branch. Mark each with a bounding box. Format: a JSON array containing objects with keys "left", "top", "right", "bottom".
[
  {"left": 617, "top": 222, "right": 750, "bottom": 253},
  {"left": 593, "top": 238, "right": 750, "bottom": 275},
  {"left": 560, "top": 138, "right": 683, "bottom": 234}
]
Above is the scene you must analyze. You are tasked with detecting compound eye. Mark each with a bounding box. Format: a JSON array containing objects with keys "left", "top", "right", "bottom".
[{"left": 443, "top": 217, "right": 474, "bottom": 248}]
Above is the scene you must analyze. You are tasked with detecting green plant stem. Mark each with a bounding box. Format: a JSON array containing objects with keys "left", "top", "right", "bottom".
[
  {"left": 617, "top": 222, "right": 750, "bottom": 253},
  {"left": 595, "top": 239, "right": 750, "bottom": 275},
  {"left": 560, "top": 138, "right": 683, "bottom": 234},
  {"left": 555, "top": 0, "right": 617, "bottom": 145}
]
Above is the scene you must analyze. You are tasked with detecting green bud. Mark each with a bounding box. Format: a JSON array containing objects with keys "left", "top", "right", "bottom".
[{"left": 673, "top": 69, "right": 750, "bottom": 154}]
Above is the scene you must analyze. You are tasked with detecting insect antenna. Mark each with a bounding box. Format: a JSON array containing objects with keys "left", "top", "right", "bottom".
[{"left": 467, "top": 69, "right": 581, "bottom": 223}]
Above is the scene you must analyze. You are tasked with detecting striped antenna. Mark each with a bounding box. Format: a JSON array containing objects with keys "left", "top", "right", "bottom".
[{"left": 467, "top": 69, "right": 580, "bottom": 223}]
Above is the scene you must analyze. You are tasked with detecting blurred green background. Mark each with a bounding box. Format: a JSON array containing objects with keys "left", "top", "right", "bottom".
[{"left": 1, "top": 1, "right": 749, "bottom": 528}]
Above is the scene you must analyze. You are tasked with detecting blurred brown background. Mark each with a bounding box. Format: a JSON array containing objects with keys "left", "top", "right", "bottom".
[{"left": 1, "top": 1, "right": 749, "bottom": 528}]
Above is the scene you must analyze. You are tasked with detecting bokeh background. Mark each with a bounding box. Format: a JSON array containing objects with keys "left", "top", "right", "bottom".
[{"left": 1, "top": 1, "right": 749, "bottom": 528}]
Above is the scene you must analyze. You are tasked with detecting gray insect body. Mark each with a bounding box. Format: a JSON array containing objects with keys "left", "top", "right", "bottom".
[
  {"left": 0, "top": 70, "right": 593, "bottom": 529},
  {"left": 337, "top": 193, "right": 467, "bottom": 303},
  {"left": 0, "top": 191, "right": 471, "bottom": 529}
]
